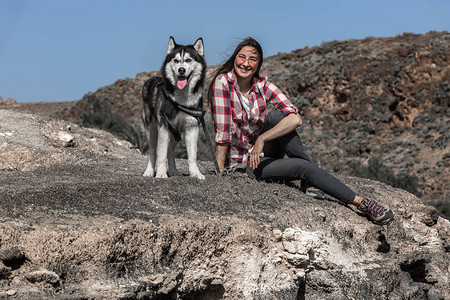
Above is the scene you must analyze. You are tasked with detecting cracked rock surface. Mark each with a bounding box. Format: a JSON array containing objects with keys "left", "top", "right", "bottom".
[{"left": 0, "top": 110, "right": 449, "bottom": 299}]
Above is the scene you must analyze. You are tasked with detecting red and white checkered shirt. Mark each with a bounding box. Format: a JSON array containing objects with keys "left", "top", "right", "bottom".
[{"left": 211, "top": 69, "right": 299, "bottom": 167}]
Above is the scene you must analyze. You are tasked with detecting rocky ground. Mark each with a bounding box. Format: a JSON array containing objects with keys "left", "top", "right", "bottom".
[{"left": 1, "top": 108, "right": 449, "bottom": 299}]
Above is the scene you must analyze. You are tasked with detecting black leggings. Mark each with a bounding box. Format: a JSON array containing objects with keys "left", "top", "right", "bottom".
[{"left": 251, "top": 110, "right": 356, "bottom": 204}]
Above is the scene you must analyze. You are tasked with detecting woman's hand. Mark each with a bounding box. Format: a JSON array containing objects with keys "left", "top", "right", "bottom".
[{"left": 249, "top": 137, "right": 264, "bottom": 169}]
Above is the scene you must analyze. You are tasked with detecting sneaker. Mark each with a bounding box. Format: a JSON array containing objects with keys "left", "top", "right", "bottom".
[{"left": 357, "top": 197, "right": 395, "bottom": 225}]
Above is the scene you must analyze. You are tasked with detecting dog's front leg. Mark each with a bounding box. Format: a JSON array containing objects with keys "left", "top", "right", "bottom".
[
  {"left": 143, "top": 121, "right": 158, "bottom": 177},
  {"left": 167, "top": 134, "right": 181, "bottom": 177},
  {"left": 185, "top": 124, "right": 205, "bottom": 180},
  {"left": 155, "top": 124, "right": 170, "bottom": 178}
]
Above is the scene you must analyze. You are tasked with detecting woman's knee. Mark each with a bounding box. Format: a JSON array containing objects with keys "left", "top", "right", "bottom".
[{"left": 264, "top": 110, "right": 285, "bottom": 129}]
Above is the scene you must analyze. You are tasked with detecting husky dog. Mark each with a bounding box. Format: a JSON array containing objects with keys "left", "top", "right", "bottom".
[{"left": 142, "top": 36, "right": 206, "bottom": 179}]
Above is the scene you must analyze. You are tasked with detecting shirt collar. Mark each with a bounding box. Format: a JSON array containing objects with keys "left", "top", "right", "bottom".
[{"left": 225, "top": 69, "right": 237, "bottom": 85}]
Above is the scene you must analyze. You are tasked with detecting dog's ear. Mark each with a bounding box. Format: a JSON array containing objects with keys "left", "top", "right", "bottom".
[
  {"left": 193, "top": 38, "right": 204, "bottom": 57},
  {"left": 167, "top": 36, "right": 176, "bottom": 54}
]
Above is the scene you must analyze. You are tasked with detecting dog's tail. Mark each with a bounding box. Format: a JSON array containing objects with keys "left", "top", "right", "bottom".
[{"left": 142, "top": 77, "right": 164, "bottom": 127}]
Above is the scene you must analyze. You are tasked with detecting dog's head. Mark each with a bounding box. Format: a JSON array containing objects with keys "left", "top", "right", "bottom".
[{"left": 162, "top": 37, "right": 206, "bottom": 92}]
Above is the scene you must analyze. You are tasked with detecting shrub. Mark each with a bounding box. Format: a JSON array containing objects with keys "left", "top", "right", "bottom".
[
  {"left": 81, "top": 93, "right": 148, "bottom": 153},
  {"left": 349, "top": 157, "right": 421, "bottom": 197},
  {"left": 432, "top": 200, "right": 450, "bottom": 220},
  {"left": 425, "top": 200, "right": 450, "bottom": 220}
]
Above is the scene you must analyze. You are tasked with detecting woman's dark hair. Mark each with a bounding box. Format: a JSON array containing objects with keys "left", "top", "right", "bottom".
[{"left": 208, "top": 37, "right": 263, "bottom": 101}]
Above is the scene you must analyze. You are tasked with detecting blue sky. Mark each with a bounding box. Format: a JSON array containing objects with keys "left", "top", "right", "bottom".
[{"left": 1, "top": 0, "right": 449, "bottom": 103}]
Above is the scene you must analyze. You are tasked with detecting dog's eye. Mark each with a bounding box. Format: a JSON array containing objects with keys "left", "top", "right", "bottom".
[
  {"left": 185, "top": 59, "right": 192, "bottom": 63},
  {"left": 174, "top": 59, "right": 180, "bottom": 63}
]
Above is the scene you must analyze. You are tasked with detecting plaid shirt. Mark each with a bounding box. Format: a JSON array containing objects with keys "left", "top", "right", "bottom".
[{"left": 211, "top": 69, "right": 299, "bottom": 167}]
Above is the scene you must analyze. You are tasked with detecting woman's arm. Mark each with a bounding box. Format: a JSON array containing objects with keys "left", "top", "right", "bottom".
[
  {"left": 249, "top": 79, "right": 302, "bottom": 168},
  {"left": 215, "top": 143, "right": 229, "bottom": 172},
  {"left": 211, "top": 75, "right": 232, "bottom": 172},
  {"left": 263, "top": 80, "right": 299, "bottom": 116},
  {"left": 211, "top": 76, "right": 232, "bottom": 145},
  {"left": 249, "top": 113, "right": 302, "bottom": 169}
]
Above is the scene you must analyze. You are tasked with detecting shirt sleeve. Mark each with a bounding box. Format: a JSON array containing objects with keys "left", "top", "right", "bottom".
[
  {"left": 211, "top": 75, "right": 232, "bottom": 143},
  {"left": 262, "top": 80, "right": 299, "bottom": 116}
]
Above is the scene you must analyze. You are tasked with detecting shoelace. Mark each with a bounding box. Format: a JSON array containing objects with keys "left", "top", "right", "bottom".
[{"left": 364, "top": 198, "right": 387, "bottom": 218}]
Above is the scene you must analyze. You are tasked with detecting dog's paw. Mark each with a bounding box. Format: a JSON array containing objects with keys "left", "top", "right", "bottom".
[
  {"left": 168, "top": 171, "right": 182, "bottom": 177},
  {"left": 142, "top": 170, "right": 154, "bottom": 177},
  {"left": 191, "top": 172, "right": 205, "bottom": 180},
  {"left": 155, "top": 172, "right": 168, "bottom": 179}
]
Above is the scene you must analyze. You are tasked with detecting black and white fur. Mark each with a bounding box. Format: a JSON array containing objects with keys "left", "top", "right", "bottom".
[{"left": 142, "top": 36, "right": 206, "bottom": 179}]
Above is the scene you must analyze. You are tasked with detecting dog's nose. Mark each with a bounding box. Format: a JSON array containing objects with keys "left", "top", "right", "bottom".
[{"left": 178, "top": 67, "right": 186, "bottom": 75}]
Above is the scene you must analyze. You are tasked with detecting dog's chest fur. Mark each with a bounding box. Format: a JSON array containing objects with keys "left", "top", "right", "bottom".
[{"left": 172, "top": 87, "right": 201, "bottom": 108}]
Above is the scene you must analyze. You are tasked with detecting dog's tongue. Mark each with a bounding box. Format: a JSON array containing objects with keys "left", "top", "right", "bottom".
[{"left": 177, "top": 78, "right": 187, "bottom": 90}]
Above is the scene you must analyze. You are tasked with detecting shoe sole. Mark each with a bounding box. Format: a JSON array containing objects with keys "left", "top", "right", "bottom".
[{"left": 374, "top": 212, "right": 395, "bottom": 225}]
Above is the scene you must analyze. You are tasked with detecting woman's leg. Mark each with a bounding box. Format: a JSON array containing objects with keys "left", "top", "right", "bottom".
[
  {"left": 259, "top": 110, "right": 356, "bottom": 202},
  {"left": 254, "top": 157, "right": 356, "bottom": 204},
  {"left": 262, "top": 110, "right": 312, "bottom": 162},
  {"left": 254, "top": 157, "right": 394, "bottom": 224},
  {"left": 257, "top": 110, "right": 395, "bottom": 224}
]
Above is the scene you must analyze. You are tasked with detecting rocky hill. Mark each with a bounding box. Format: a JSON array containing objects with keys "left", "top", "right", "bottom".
[
  {"left": 8, "top": 31, "right": 442, "bottom": 206},
  {"left": 1, "top": 109, "right": 449, "bottom": 299},
  {"left": 1, "top": 32, "right": 448, "bottom": 201}
]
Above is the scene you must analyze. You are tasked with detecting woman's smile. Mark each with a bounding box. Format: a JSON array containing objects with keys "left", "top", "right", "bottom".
[{"left": 234, "top": 46, "right": 259, "bottom": 81}]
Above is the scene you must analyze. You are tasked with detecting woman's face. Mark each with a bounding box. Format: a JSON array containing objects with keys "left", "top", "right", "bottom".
[{"left": 234, "top": 46, "right": 259, "bottom": 82}]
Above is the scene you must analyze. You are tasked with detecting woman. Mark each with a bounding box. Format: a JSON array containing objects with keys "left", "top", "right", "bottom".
[{"left": 209, "top": 37, "right": 394, "bottom": 225}]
